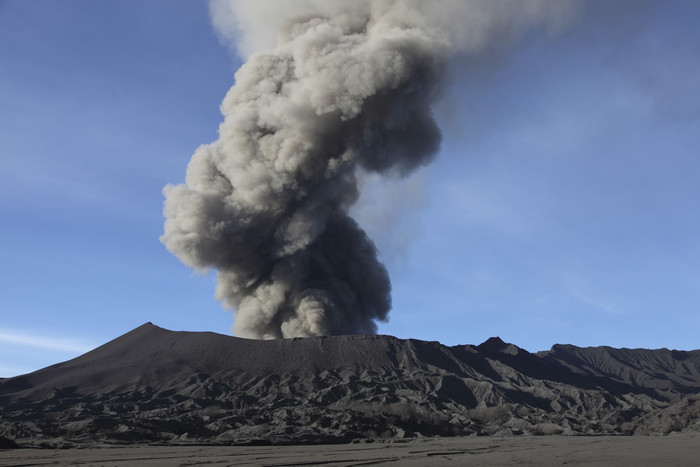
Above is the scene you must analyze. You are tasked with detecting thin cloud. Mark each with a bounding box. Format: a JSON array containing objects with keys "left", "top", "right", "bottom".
[
  {"left": 0, "top": 364, "right": 36, "bottom": 378},
  {"left": 565, "top": 277, "right": 622, "bottom": 316},
  {"left": 0, "top": 330, "right": 95, "bottom": 354}
]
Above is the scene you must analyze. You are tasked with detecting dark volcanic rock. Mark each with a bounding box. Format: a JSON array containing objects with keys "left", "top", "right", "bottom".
[
  {"left": 1, "top": 323, "right": 699, "bottom": 446},
  {"left": 0, "top": 435, "right": 20, "bottom": 449}
]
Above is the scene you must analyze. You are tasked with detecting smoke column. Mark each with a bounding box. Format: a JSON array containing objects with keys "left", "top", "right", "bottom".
[{"left": 162, "top": 0, "right": 577, "bottom": 339}]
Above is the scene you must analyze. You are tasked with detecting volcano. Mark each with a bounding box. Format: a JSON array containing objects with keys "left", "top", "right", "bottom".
[{"left": 1, "top": 323, "right": 699, "bottom": 447}]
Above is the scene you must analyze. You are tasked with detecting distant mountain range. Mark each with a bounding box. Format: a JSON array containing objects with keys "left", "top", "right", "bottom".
[{"left": 1, "top": 323, "right": 699, "bottom": 447}]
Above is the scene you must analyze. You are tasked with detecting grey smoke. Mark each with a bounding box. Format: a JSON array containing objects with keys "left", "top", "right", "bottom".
[{"left": 161, "top": 0, "right": 578, "bottom": 339}]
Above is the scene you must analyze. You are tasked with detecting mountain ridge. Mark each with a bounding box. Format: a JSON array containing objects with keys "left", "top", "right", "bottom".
[{"left": 1, "top": 323, "right": 699, "bottom": 447}]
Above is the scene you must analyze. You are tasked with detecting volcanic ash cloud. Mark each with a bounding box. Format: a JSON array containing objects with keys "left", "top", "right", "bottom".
[{"left": 161, "top": 0, "right": 576, "bottom": 339}]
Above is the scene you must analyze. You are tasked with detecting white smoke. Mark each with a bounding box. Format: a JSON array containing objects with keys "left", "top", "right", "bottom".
[
  {"left": 162, "top": 0, "right": 579, "bottom": 339},
  {"left": 209, "top": 0, "right": 578, "bottom": 59}
]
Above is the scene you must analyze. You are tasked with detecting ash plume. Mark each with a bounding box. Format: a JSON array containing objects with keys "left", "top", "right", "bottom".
[{"left": 162, "top": 0, "right": 577, "bottom": 339}]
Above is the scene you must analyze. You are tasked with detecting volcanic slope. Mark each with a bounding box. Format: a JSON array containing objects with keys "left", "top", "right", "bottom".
[{"left": 1, "top": 323, "right": 699, "bottom": 446}]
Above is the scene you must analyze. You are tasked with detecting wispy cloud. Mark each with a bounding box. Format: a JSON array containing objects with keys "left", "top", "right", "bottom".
[
  {"left": 0, "top": 330, "right": 95, "bottom": 354},
  {"left": 564, "top": 276, "right": 621, "bottom": 316},
  {"left": 0, "top": 365, "right": 37, "bottom": 379}
]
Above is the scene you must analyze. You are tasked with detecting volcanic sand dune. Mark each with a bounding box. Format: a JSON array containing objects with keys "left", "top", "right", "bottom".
[{"left": 1, "top": 323, "right": 699, "bottom": 448}]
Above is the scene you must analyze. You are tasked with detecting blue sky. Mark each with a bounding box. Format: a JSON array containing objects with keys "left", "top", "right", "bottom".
[{"left": 1, "top": 0, "right": 699, "bottom": 377}]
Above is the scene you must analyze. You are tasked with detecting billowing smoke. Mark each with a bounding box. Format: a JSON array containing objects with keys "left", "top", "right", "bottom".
[{"left": 161, "top": 0, "right": 577, "bottom": 339}]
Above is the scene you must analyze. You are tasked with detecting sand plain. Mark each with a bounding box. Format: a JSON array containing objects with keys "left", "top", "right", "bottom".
[{"left": 1, "top": 434, "right": 699, "bottom": 466}]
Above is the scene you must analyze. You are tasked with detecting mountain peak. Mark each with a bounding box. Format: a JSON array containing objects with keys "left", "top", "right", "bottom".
[
  {"left": 480, "top": 336, "right": 505, "bottom": 346},
  {"left": 477, "top": 336, "right": 507, "bottom": 350},
  {"left": 477, "top": 337, "right": 523, "bottom": 356}
]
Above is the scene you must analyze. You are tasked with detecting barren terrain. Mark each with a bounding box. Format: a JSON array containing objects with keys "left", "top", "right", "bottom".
[
  {"left": 2, "top": 435, "right": 700, "bottom": 466},
  {"left": 1, "top": 323, "right": 699, "bottom": 448}
]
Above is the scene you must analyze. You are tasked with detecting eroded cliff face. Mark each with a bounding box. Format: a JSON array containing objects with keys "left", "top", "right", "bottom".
[{"left": 1, "top": 323, "right": 699, "bottom": 446}]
